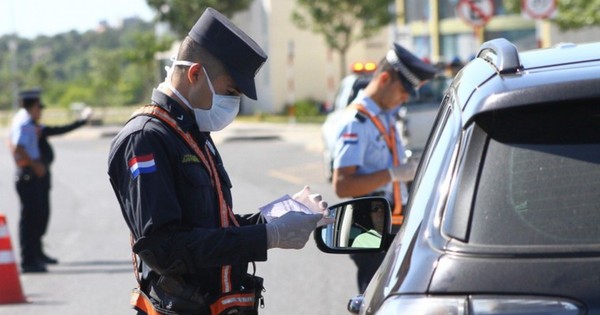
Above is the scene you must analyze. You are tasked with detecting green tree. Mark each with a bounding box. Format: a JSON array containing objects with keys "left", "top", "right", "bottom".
[
  {"left": 26, "top": 63, "right": 50, "bottom": 90},
  {"left": 122, "top": 31, "right": 174, "bottom": 102},
  {"left": 504, "top": 0, "right": 600, "bottom": 30},
  {"left": 0, "top": 18, "right": 160, "bottom": 110},
  {"left": 89, "top": 47, "right": 123, "bottom": 106},
  {"left": 146, "top": 0, "right": 253, "bottom": 38},
  {"left": 292, "top": 0, "right": 394, "bottom": 78}
]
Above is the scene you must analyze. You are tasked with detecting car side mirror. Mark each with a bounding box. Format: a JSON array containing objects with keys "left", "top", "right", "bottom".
[{"left": 314, "top": 197, "right": 392, "bottom": 254}]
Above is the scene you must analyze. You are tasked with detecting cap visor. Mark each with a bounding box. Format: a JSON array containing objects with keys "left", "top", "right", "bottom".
[{"left": 229, "top": 68, "right": 257, "bottom": 100}]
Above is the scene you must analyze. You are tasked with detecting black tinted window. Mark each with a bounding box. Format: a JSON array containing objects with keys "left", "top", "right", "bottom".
[
  {"left": 406, "top": 76, "right": 449, "bottom": 104},
  {"left": 469, "top": 101, "right": 600, "bottom": 246}
]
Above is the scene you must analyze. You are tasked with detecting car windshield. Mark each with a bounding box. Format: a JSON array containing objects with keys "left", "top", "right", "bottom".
[{"left": 469, "top": 100, "right": 600, "bottom": 246}]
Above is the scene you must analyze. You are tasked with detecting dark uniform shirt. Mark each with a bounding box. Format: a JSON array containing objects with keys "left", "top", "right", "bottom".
[
  {"left": 39, "top": 119, "right": 87, "bottom": 167},
  {"left": 107, "top": 89, "right": 268, "bottom": 301}
]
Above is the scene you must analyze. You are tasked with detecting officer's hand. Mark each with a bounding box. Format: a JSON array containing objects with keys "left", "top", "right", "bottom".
[
  {"left": 293, "top": 185, "right": 333, "bottom": 227},
  {"left": 388, "top": 160, "right": 419, "bottom": 182},
  {"left": 293, "top": 185, "right": 328, "bottom": 212},
  {"left": 80, "top": 107, "right": 93, "bottom": 121},
  {"left": 265, "top": 211, "right": 322, "bottom": 249}
]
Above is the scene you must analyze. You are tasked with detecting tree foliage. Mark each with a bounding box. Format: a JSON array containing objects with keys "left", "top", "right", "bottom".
[
  {"left": 292, "top": 0, "right": 394, "bottom": 77},
  {"left": 0, "top": 19, "right": 171, "bottom": 110},
  {"left": 504, "top": 0, "right": 600, "bottom": 30},
  {"left": 146, "top": 0, "right": 253, "bottom": 38}
]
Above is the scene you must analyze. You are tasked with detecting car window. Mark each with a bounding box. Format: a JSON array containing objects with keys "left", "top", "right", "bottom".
[
  {"left": 398, "top": 93, "right": 460, "bottom": 237},
  {"left": 469, "top": 100, "right": 600, "bottom": 246},
  {"left": 347, "top": 76, "right": 371, "bottom": 105},
  {"left": 405, "top": 76, "right": 449, "bottom": 105},
  {"left": 333, "top": 75, "right": 357, "bottom": 111}
]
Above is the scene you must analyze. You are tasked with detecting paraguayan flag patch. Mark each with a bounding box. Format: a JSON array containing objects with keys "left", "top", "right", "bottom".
[
  {"left": 342, "top": 133, "right": 359, "bottom": 145},
  {"left": 128, "top": 154, "right": 157, "bottom": 179}
]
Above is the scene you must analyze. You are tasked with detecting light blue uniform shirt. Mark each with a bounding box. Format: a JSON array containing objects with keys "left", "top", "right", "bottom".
[
  {"left": 9, "top": 108, "right": 40, "bottom": 160},
  {"left": 332, "top": 94, "right": 409, "bottom": 204}
]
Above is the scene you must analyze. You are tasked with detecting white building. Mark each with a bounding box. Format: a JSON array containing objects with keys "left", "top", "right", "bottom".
[{"left": 231, "top": 0, "right": 390, "bottom": 115}]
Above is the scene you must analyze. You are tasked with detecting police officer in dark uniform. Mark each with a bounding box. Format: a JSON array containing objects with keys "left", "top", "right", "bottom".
[
  {"left": 9, "top": 89, "right": 47, "bottom": 273},
  {"left": 36, "top": 105, "right": 93, "bottom": 265},
  {"left": 332, "top": 43, "right": 437, "bottom": 293},
  {"left": 108, "top": 8, "right": 326, "bottom": 315}
]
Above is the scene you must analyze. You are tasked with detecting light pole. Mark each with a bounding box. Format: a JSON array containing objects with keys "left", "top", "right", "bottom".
[
  {"left": 9, "top": 37, "right": 19, "bottom": 111},
  {"left": 8, "top": 0, "right": 19, "bottom": 110}
]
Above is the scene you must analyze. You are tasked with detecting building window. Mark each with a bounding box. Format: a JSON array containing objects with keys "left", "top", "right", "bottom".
[{"left": 406, "top": 1, "right": 430, "bottom": 22}]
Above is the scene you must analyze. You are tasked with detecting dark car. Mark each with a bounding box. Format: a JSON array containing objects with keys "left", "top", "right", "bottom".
[{"left": 315, "top": 38, "right": 600, "bottom": 314}]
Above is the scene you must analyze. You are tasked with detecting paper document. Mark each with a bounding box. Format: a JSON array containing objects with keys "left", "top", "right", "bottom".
[{"left": 259, "top": 195, "right": 313, "bottom": 223}]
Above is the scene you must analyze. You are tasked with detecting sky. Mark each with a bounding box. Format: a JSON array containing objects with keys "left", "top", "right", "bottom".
[{"left": 0, "top": 0, "right": 156, "bottom": 38}]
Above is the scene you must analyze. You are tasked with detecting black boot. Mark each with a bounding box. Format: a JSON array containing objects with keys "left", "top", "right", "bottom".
[
  {"left": 21, "top": 261, "right": 47, "bottom": 273},
  {"left": 39, "top": 252, "right": 59, "bottom": 264}
]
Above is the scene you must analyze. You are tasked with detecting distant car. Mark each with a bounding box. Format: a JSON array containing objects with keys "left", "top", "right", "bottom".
[
  {"left": 315, "top": 38, "right": 600, "bottom": 314},
  {"left": 400, "top": 75, "right": 448, "bottom": 156},
  {"left": 321, "top": 65, "right": 447, "bottom": 181}
]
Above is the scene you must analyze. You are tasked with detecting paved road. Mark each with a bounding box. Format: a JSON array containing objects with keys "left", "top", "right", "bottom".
[{"left": 0, "top": 121, "right": 359, "bottom": 315}]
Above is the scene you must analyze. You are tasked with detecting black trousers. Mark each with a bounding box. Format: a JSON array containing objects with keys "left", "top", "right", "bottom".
[
  {"left": 39, "top": 171, "right": 51, "bottom": 243},
  {"left": 350, "top": 252, "right": 386, "bottom": 294},
  {"left": 16, "top": 173, "right": 45, "bottom": 266},
  {"left": 349, "top": 193, "right": 396, "bottom": 294}
]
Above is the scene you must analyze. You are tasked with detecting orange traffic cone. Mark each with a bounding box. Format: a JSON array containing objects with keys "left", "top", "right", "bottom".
[{"left": 0, "top": 213, "right": 26, "bottom": 304}]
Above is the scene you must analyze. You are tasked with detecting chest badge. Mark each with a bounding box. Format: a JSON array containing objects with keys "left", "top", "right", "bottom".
[{"left": 182, "top": 154, "right": 200, "bottom": 164}]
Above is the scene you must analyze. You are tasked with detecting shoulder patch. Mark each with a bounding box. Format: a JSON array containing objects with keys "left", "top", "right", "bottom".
[
  {"left": 128, "top": 153, "right": 157, "bottom": 179},
  {"left": 342, "top": 132, "right": 359, "bottom": 145},
  {"left": 355, "top": 112, "right": 367, "bottom": 123}
]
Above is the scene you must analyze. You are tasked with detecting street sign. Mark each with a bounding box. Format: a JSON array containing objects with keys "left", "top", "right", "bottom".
[
  {"left": 457, "top": 0, "right": 494, "bottom": 27},
  {"left": 522, "top": 0, "right": 557, "bottom": 19}
]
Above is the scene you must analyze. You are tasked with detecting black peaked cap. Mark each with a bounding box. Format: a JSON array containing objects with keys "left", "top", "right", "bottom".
[
  {"left": 188, "top": 8, "right": 268, "bottom": 100},
  {"left": 387, "top": 43, "right": 438, "bottom": 96}
]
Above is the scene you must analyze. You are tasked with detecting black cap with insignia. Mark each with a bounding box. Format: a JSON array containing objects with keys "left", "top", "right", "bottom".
[
  {"left": 386, "top": 43, "right": 438, "bottom": 97},
  {"left": 188, "top": 7, "right": 267, "bottom": 100}
]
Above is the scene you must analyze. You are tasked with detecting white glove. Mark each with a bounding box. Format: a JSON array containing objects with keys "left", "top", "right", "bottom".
[
  {"left": 80, "top": 107, "right": 93, "bottom": 121},
  {"left": 293, "top": 185, "right": 328, "bottom": 213},
  {"left": 388, "top": 160, "right": 419, "bottom": 182},
  {"left": 293, "top": 185, "right": 333, "bottom": 227},
  {"left": 265, "top": 211, "right": 322, "bottom": 249}
]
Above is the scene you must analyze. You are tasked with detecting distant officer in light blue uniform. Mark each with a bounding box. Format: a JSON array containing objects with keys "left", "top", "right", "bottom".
[
  {"left": 9, "top": 89, "right": 49, "bottom": 273},
  {"left": 332, "top": 43, "right": 437, "bottom": 294},
  {"left": 10, "top": 94, "right": 41, "bottom": 163},
  {"left": 333, "top": 95, "right": 409, "bottom": 205}
]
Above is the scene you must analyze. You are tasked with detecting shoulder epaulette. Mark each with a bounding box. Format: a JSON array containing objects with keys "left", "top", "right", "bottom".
[
  {"left": 354, "top": 111, "right": 367, "bottom": 123},
  {"left": 348, "top": 102, "right": 367, "bottom": 123}
]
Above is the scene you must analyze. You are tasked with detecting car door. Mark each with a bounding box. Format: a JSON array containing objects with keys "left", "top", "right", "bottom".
[{"left": 360, "top": 90, "right": 463, "bottom": 314}]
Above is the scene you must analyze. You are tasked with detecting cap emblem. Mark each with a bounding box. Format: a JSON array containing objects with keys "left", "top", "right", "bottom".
[{"left": 386, "top": 49, "right": 421, "bottom": 88}]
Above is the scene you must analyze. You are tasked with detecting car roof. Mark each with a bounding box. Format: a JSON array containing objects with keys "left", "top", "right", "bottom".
[{"left": 454, "top": 39, "right": 600, "bottom": 128}]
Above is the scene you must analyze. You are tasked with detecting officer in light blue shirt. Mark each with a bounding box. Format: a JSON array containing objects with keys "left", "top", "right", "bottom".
[
  {"left": 332, "top": 43, "right": 437, "bottom": 294},
  {"left": 8, "top": 89, "right": 48, "bottom": 273},
  {"left": 11, "top": 105, "right": 40, "bottom": 161},
  {"left": 333, "top": 94, "right": 409, "bottom": 205}
]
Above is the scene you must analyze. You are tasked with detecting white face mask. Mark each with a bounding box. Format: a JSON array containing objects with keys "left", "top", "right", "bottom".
[{"left": 164, "top": 58, "right": 240, "bottom": 132}]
